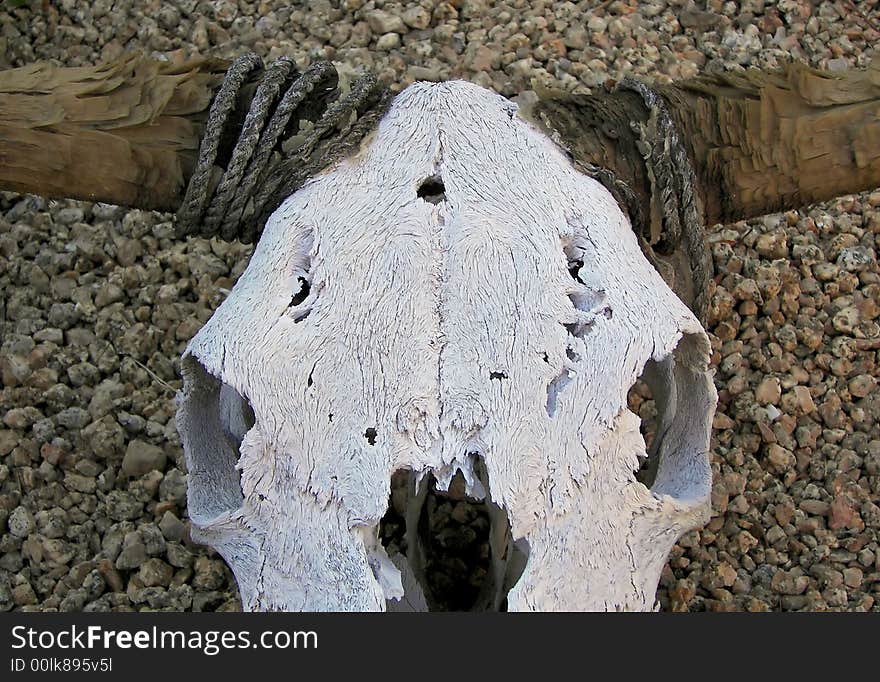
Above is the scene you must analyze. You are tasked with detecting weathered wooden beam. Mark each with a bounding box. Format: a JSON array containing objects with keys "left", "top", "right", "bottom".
[
  {"left": 1, "top": 53, "right": 878, "bottom": 231},
  {"left": 0, "top": 52, "right": 227, "bottom": 211},
  {"left": 532, "top": 58, "right": 880, "bottom": 228},
  {"left": 661, "top": 58, "right": 880, "bottom": 225}
]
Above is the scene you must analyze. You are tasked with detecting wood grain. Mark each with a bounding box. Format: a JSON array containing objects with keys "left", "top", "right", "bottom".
[
  {"left": 0, "top": 52, "right": 226, "bottom": 211},
  {"left": 660, "top": 58, "right": 880, "bottom": 224},
  {"left": 531, "top": 58, "right": 880, "bottom": 229},
  {"left": 1, "top": 53, "right": 877, "bottom": 230}
]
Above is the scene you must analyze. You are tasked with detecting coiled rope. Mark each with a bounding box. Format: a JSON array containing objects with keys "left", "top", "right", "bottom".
[
  {"left": 175, "top": 53, "right": 391, "bottom": 243},
  {"left": 618, "top": 77, "right": 712, "bottom": 323}
]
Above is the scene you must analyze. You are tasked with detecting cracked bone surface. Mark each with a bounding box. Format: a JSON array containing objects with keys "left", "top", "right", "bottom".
[{"left": 176, "top": 80, "right": 717, "bottom": 612}]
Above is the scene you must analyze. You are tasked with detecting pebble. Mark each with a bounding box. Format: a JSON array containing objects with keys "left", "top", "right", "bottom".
[
  {"left": 114, "top": 533, "right": 147, "bottom": 571},
  {"left": 7, "top": 506, "right": 35, "bottom": 538},
  {"left": 755, "top": 377, "right": 782, "bottom": 404},
  {"left": 121, "top": 440, "right": 167, "bottom": 477},
  {"left": 192, "top": 557, "right": 227, "bottom": 591},
  {"left": 158, "top": 511, "right": 186, "bottom": 542},
  {"left": 138, "top": 558, "right": 174, "bottom": 588},
  {"left": 376, "top": 32, "right": 400, "bottom": 50},
  {"left": 366, "top": 11, "right": 406, "bottom": 35}
]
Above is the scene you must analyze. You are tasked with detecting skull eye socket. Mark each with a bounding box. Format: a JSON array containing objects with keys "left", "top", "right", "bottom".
[
  {"left": 629, "top": 372, "right": 659, "bottom": 485},
  {"left": 628, "top": 332, "right": 714, "bottom": 503},
  {"left": 178, "top": 354, "right": 254, "bottom": 523}
]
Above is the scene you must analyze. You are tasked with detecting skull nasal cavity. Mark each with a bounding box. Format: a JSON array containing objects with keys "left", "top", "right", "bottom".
[{"left": 417, "top": 175, "right": 445, "bottom": 204}]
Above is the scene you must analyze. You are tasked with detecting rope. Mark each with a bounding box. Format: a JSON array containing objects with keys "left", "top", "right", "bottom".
[
  {"left": 175, "top": 54, "right": 391, "bottom": 243},
  {"left": 616, "top": 77, "right": 713, "bottom": 323},
  {"left": 176, "top": 53, "right": 262, "bottom": 234}
]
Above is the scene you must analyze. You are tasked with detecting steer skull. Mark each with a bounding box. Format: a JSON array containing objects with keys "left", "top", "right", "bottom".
[{"left": 176, "top": 80, "right": 717, "bottom": 611}]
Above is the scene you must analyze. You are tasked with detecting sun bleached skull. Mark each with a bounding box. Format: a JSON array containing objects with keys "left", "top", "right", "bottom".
[{"left": 176, "top": 80, "right": 717, "bottom": 612}]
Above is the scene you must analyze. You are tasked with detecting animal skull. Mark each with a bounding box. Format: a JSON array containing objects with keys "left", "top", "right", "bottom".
[{"left": 176, "top": 80, "right": 717, "bottom": 611}]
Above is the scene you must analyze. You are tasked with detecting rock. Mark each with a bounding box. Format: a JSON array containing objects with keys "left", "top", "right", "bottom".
[
  {"left": 755, "top": 377, "right": 781, "bottom": 404},
  {"left": 679, "top": 9, "right": 724, "bottom": 32},
  {"left": 159, "top": 469, "right": 187, "bottom": 505},
  {"left": 8, "top": 506, "right": 35, "bottom": 538},
  {"left": 117, "top": 412, "right": 146, "bottom": 434},
  {"left": 48, "top": 303, "right": 79, "bottom": 329},
  {"left": 848, "top": 374, "right": 876, "bottom": 399},
  {"left": 97, "top": 559, "right": 124, "bottom": 592},
  {"left": 0, "top": 430, "right": 17, "bottom": 456},
  {"left": 81, "top": 416, "right": 126, "bottom": 459},
  {"left": 829, "top": 495, "right": 863, "bottom": 531},
  {"left": 138, "top": 558, "right": 173, "bottom": 587},
  {"left": 158, "top": 511, "right": 186, "bottom": 542},
  {"left": 94, "top": 282, "right": 124, "bottom": 308},
  {"left": 35, "top": 509, "right": 68, "bottom": 538},
  {"left": 166, "top": 542, "right": 194, "bottom": 569},
  {"left": 192, "top": 557, "right": 227, "bottom": 591},
  {"left": 837, "top": 246, "right": 875, "bottom": 272},
  {"left": 56, "top": 207, "right": 84, "bottom": 224},
  {"left": 793, "top": 386, "right": 815, "bottom": 413},
  {"left": 669, "top": 578, "right": 696, "bottom": 611},
  {"left": 466, "top": 47, "right": 496, "bottom": 74},
  {"left": 121, "top": 440, "right": 167, "bottom": 477},
  {"left": 54, "top": 407, "right": 91, "bottom": 429},
  {"left": 43, "top": 538, "right": 75, "bottom": 566},
  {"left": 82, "top": 569, "right": 106, "bottom": 600},
  {"left": 818, "top": 392, "right": 845, "bottom": 428},
  {"left": 408, "top": 65, "right": 441, "bottom": 81},
  {"left": 192, "top": 591, "right": 225, "bottom": 612},
  {"left": 12, "top": 582, "right": 38, "bottom": 606},
  {"left": 832, "top": 306, "right": 859, "bottom": 334},
  {"left": 105, "top": 491, "right": 144, "bottom": 522},
  {"left": 801, "top": 499, "right": 830, "bottom": 515},
  {"left": 843, "top": 567, "right": 863, "bottom": 588},
  {"left": 756, "top": 232, "right": 788, "bottom": 258},
  {"left": 402, "top": 6, "right": 430, "bottom": 30},
  {"left": 88, "top": 379, "right": 125, "bottom": 419},
  {"left": 139, "top": 524, "right": 166, "bottom": 556},
  {"left": 366, "top": 11, "right": 405, "bottom": 35},
  {"left": 3, "top": 407, "right": 42, "bottom": 430},
  {"left": 766, "top": 444, "right": 795, "bottom": 473},
  {"left": 66, "top": 362, "right": 100, "bottom": 387},
  {"left": 60, "top": 588, "right": 88, "bottom": 611},
  {"left": 376, "top": 32, "right": 400, "bottom": 50},
  {"left": 770, "top": 569, "right": 809, "bottom": 595},
  {"left": 1, "top": 354, "right": 31, "bottom": 386},
  {"left": 564, "top": 27, "right": 588, "bottom": 49},
  {"left": 115, "top": 532, "right": 147, "bottom": 571}
]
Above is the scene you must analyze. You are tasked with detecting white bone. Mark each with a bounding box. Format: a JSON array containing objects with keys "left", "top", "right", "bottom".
[{"left": 177, "top": 80, "right": 717, "bottom": 611}]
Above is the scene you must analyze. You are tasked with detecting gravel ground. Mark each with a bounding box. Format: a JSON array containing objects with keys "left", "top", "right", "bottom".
[{"left": 1, "top": 0, "right": 878, "bottom": 612}]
